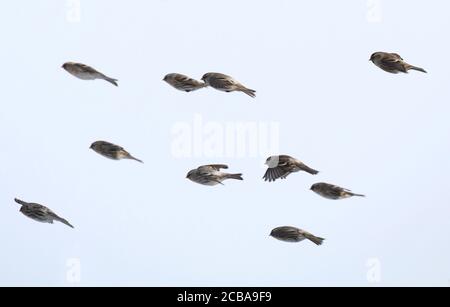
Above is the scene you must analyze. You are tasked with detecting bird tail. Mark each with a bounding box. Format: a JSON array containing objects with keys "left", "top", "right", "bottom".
[
  {"left": 56, "top": 217, "right": 74, "bottom": 228},
  {"left": 14, "top": 198, "right": 28, "bottom": 206},
  {"left": 303, "top": 233, "right": 325, "bottom": 246},
  {"left": 104, "top": 76, "right": 119, "bottom": 86},
  {"left": 128, "top": 155, "right": 144, "bottom": 163},
  {"left": 225, "top": 173, "right": 243, "bottom": 180},
  {"left": 302, "top": 165, "right": 319, "bottom": 175},
  {"left": 239, "top": 86, "right": 256, "bottom": 98},
  {"left": 408, "top": 65, "right": 427, "bottom": 73},
  {"left": 349, "top": 192, "right": 365, "bottom": 197}
]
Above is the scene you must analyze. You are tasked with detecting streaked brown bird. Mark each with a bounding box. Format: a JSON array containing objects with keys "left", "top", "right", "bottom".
[
  {"left": 163, "top": 73, "right": 207, "bottom": 92},
  {"left": 311, "top": 182, "right": 365, "bottom": 200},
  {"left": 369, "top": 52, "right": 427, "bottom": 74},
  {"left": 62, "top": 62, "right": 118, "bottom": 86},
  {"left": 201, "top": 72, "right": 256, "bottom": 98},
  {"left": 90, "top": 141, "right": 143, "bottom": 163},
  {"left": 263, "top": 155, "right": 318, "bottom": 182},
  {"left": 14, "top": 198, "right": 74, "bottom": 228},
  {"left": 270, "top": 226, "right": 324, "bottom": 245},
  {"left": 186, "top": 164, "right": 243, "bottom": 186}
]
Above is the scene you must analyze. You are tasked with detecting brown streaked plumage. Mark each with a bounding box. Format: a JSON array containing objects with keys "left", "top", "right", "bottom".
[
  {"left": 14, "top": 198, "right": 74, "bottom": 228},
  {"left": 201, "top": 72, "right": 256, "bottom": 98},
  {"left": 186, "top": 164, "right": 243, "bottom": 186},
  {"left": 163, "top": 73, "right": 207, "bottom": 92},
  {"left": 270, "top": 226, "right": 324, "bottom": 245},
  {"left": 62, "top": 62, "right": 118, "bottom": 86},
  {"left": 263, "top": 155, "right": 318, "bottom": 182},
  {"left": 90, "top": 141, "right": 143, "bottom": 163},
  {"left": 369, "top": 52, "right": 427, "bottom": 74},
  {"left": 311, "top": 182, "right": 365, "bottom": 200}
]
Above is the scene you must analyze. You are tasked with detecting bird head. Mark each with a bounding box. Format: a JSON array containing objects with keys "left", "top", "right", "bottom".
[
  {"left": 369, "top": 52, "right": 381, "bottom": 62},
  {"left": 200, "top": 73, "right": 210, "bottom": 81},
  {"left": 310, "top": 183, "right": 318, "bottom": 191},
  {"left": 186, "top": 170, "right": 194, "bottom": 180},
  {"left": 265, "top": 156, "right": 279, "bottom": 168}
]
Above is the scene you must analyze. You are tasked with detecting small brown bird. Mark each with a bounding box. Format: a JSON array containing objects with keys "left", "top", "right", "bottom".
[
  {"left": 90, "top": 141, "right": 143, "bottom": 163},
  {"left": 263, "top": 155, "right": 318, "bottom": 182},
  {"left": 369, "top": 52, "right": 427, "bottom": 74},
  {"left": 201, "top": 72, "right": 256, "bottom": 98},
  {"left": 14, "top": 198, "right": 74, "bottom": 228},
  {"left": 270, "top": 226, "right": 324, "bottom": 245},
  {"left": 163, "top": 73, "right": 207, "bottom": 92},
  {"left": 311, "top": 182, "right": 365, "bottom": 200},
  {"left": 62, "top": 62, "right": 118, "bottom": 86},
  {"left": 186, "top": 164, "right": 243, "bottom": 186}
]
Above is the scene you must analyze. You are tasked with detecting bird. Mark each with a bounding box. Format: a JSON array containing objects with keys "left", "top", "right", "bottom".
[
  {"left": 369, "top": 52, "right": 427, "bottom": 74},
  {"left": 270, "top": 226, "right": 324, "bottom": 245},
  {"left": 163, "top": 73, "right": 207, "bottom": 92},
  {"left": 186, "top": 164, "right": 243, "bottom": 186},
  {"left": 263, "top": 155, "right": 318, "bottom": 182},
  {"left": 90, "top": 141, "right": 143, "bottom": 163},
  {"left": 14, "top": 198, "right": 74, "bottom": 228},
  {"left": 310, "top": 182, "right": 365, "bottom": 200},
  {"left": 62, "top": 62, "right": 118, "bottom": 86},
  {"left": 201, "top": 72, "right": 256, "bottom": 98}
]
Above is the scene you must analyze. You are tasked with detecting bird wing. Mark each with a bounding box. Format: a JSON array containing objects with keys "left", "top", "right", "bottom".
[
  {"left": 380, "top": 55, "right": 408, "bottom": 73},
  {"left": 277, "top": 155, "right": 293, "bottom": 167},
  {"left": 389, "top": 53, "right": 404, "bottom": 60},
  {"left": 173, "top": 74, "right": 193, "bottom": 83},
  {"left": 208, "top": 74, "right": 237, "bottom": 88},
  {"left": 263, "top": 166, "right": 289, "bottom": 182},
  {"left": 204, "top": 164, "right": 228, "bottom": 171},
  {"left": 76, "top": 63, "right": 100, "bottom": 74},
  {"left": 100, "top": 142, "right": 124, "bottom": 153}
]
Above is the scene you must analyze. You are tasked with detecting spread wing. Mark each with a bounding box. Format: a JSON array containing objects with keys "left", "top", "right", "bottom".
[{"left": 263, "top": 166, "right": 289, "bottom": 182}]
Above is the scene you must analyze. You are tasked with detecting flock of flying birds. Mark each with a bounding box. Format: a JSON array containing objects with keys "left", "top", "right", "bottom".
[{"left": 14, "top": 51, "right": 427, "bottom": 246}]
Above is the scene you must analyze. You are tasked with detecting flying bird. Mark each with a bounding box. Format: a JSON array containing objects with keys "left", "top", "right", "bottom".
[
  {"left": 163, "top": 73, "right": 207, "bottom": 92},
  {"left": 186, "top": 164, "right": 243, "bottom": 186},
  {"left": 62, "top": 62, "right": 118, "bottom": 86},
  {"left": 270, "top": 226, "right": 324, "bottom": 245},
  {"left": 369, "top": 52, "right": 427, "bottom": 74},
  {"left": 201, "top": 72, "right": 256, "bottom": 98},
  {"left": 14, "top": 198, "right": 74, "bottom": 228},
  {"left": 263, "top": 155, "right": 318, "bottom": 182},
  {"left": 310, "top": 182, "right": 365, "bottom": 200},
  {"left": 90, "top": 141, "right": 143, "bottom": 163}
]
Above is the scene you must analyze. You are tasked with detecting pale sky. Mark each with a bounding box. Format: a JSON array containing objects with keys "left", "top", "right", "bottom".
[{"left": 0, "top": 0, "right": 449, "bottom": 286}]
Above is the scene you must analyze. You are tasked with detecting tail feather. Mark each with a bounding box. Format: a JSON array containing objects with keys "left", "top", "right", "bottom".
[
  {"left": 226, "top": 173, "right": 243, "bottom": 180},
  {"left": 350, "top": 192, "right": 365, "bottom": 197},
  {"left": 128, "top": 155, "right": 143, "bottom": 163},
  {"left": 408, "top": 65, "right": 427, "bottom": 73},
  {"left": 301, "top": 165, "right": 319, "bottom": 175},
  {"left": 240, "top": 87, "right": 256, "bottom": 98},
  {"left": 104, "top": 76, "right": 119, "bottom": 86},
  {"left": 304, "top": 233, "right": 325, "bottom": 246},
  {"left": 56, "top": 217, "right": 74, "bottom": 228}
]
